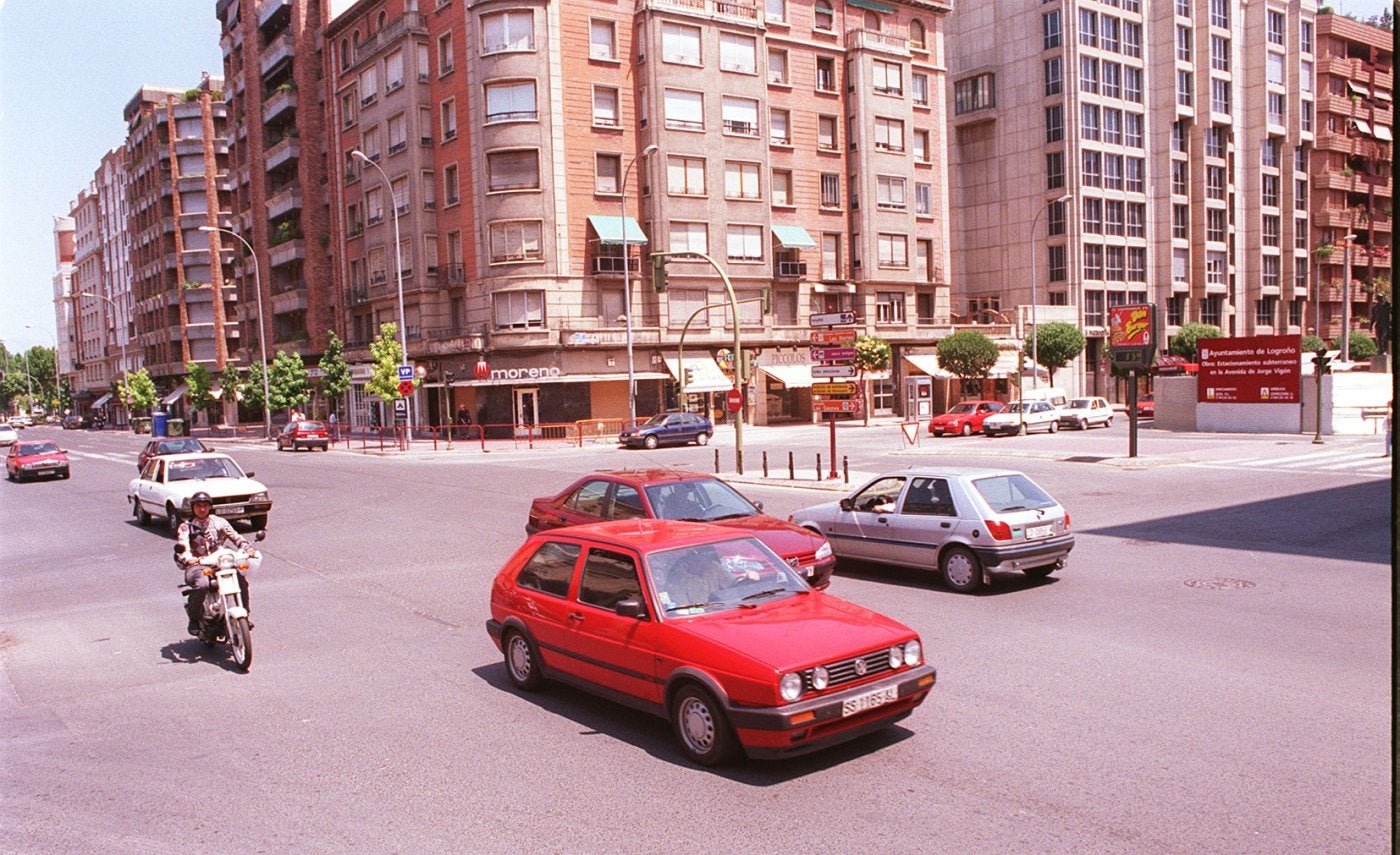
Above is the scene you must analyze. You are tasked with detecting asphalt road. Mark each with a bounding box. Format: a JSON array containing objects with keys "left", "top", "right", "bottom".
[{"left": 2, "top": 423, "right": 1392, "bottom": 853}]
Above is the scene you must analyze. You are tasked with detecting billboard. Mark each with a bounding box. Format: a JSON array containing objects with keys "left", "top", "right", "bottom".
[
  {"left": 1107, "top": 304, "right": 1155, "bottom": 370},
  {"left": 1197, "top": 335, "right": 1302, "bottom": 404}
]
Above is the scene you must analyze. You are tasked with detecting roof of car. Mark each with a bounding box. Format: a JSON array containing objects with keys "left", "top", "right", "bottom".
[
  {"left": 883, "top": 466, "right": 1027, "bottom": 479},
  {"left": 152, "top": 451, "right": 233, "bottom": 462},
  {"left": 531, "top": 518, "right": 754, "bottom": 550}
]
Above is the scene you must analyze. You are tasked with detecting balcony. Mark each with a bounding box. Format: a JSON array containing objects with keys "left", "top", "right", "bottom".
[
  {"left": 592, "top": 256, "right": 639, "bottom": 276},
  {"left": 265, "top": 135, "right": 300, "bottom": 171},
  {"left": 640, "top": 0, "right": 758, "bottom": 24},
  {"left": 845, "top": 28, "right": 910, "bottom": 57},
  {"left": 265, "top": 183, "right": 302, "bottom": 219},
  {"left": 262, "top": 87, "right": 297, "bottom": 123},
  {"left": 260, "top": 34, "right": 294, "bottom": 78},
  {"left": 257, "top": 0, "right": 290, "bottom": 29},
  {"left": 442, "top": 263, "right": 467, "bottom": 285},
  {"left": 268, "top": 238, "right": 304, "bottom": 268},
  {"left": 349, "top": 12, "right": 428, "bottom": 67}
]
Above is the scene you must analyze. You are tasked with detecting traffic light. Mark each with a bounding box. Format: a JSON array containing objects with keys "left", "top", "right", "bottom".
[
  {"left": 684, "top": 367, "right": 696, "bottom": 387},
  {"left": 651, "top": 254, "right": 667, "bottom": 293},
  {"left": 760, "top": 287, "right": 772, "bottom": 314},
  {"left": 1311, "top": 348, "right": 1331, "bottom": 374}
]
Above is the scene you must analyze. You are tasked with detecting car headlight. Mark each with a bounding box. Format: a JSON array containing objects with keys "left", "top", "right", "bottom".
[
  {"left": 779, "top": 672, "right": 803, "bottom": 702},
  {"left": 810, "top": 665, "right": 829, "bottom": 691},
  {"left": 814, "top": 541, "right": 833, "bottom": 562},
  {"left": 903, "top": 640, "right": 922, "bottom": 666},
  {"left": 249, "top": 491, "right": 269, "bottom": 503},
  {"left": 888, "top": 646, "right": 904, "bottom": 669}
]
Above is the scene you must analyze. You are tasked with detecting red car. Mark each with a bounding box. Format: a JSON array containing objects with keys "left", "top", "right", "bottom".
[
  {"left": 6, "top": 440, "right": 70, "bottom": 482},
  {"left": 927, "top": 400, "right": 1005, "bottom": 436},
  {"left": 1136, "top": 394, "right": 1155, "bottom": 419},
  {"left": 526, "top": 470, "right": 836, "bottom": 587},
  {"left": 487, "top": 519, "right": 936, "bottom": 765},
  {"left": 276, "top": 420, "right": 330, "bottom": 451}
]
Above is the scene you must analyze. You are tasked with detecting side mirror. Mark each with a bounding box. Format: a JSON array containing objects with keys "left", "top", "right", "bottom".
[
  {"left": 245, "top": 471, "right": 255, "bottom": 478},
  {"left": 615, "top": 599, "right": 648, "bottom": 620},
  {"left": 752, "top": 500, "right": 764, "bottom": 512},
  {"left": 838, "top": 498, "right": 854, "bottom": 513},
  {"left": 254, "top": 529, "right": 267, "bottom": 541}
]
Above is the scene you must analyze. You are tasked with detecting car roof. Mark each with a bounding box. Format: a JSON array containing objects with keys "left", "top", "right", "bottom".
[
  {"left": 531, "top": 518, "right": 754, "bottom": 551},
  {"left": 876, "top": 466, "right": 1029, "bottom": 479},
  {"left": 155, "top": 452, "right": 234, "bottom": 463},
  {"left": 579, "top": 469, "right": 717, "bottom": 486}
]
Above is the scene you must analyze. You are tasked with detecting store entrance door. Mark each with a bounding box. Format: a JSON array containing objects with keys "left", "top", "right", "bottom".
[{"left": 513, "top": 388, "right": 539, "bottom": 438}]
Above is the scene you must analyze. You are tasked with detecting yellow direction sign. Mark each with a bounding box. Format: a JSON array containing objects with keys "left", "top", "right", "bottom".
[{"left": 812, "top": 382, "right": 858, "bottom": 396}]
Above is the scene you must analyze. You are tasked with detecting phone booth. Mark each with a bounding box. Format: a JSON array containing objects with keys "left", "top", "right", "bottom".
[{"left": 904, "top": 376, "right": 933, "bottom": 421}]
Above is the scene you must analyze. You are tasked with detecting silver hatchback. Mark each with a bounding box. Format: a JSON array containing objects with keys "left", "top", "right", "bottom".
[{"left": 789, "top": 467, "right": 1074, "bottom": 593}]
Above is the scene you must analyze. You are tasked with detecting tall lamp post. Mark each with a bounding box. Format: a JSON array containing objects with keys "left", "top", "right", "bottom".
[
  {"left": 79, "top": 291, "right": 131, "bottom": 426},
  {"left": 1028, "top": 194, "right": 1073, "bottom": 390},
  {"left": 198, "top": 226, "right": 272, "bottom": 439},
  {"left": 351, "top": 150, "right": 414, "bottom": 433},
  {"left": 1339, "top": 233, "right": 1356, "bottom": 363},
  {"left": 24, "top": 324, "right": 59, "bottom": 412},
  {"left": 619, "top": 143, "right": 658, "bottom": 424}
]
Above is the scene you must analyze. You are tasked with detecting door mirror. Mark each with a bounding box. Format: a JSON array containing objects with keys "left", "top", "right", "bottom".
[
  {"left": 838, "top": 498, "right": 854, "bottom": 512},
  {"left": 752, "top": 499, "right": 763, "bottom": 512},
  {"left": 254, "top": 529, "right": 268, "bottom": 541},
  {"left": 615, "top": 598, "right": 648, "bottom": 620}
]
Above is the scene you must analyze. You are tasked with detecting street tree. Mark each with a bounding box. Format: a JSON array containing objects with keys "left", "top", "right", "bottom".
[
  {"left": 367, "top": 322, "right": 412, "bottom": 402},
  {"left": 219, "top": 362, "right": 244, "bottom": 409},
  {"left": 242, "top": 360, "right": 267, "bottom": 416},
  {"left": 1024, "top": 322, "right": 1085, "bottom": 387},
  {"left": 185, "top": 362, "right": 217, "bottom": 426},
  {"left": 852, "top": 334, "right": 891, "bottom": 426},
  {"left": 268, "top": 350, "right": 311, "bottom": 417},
  {"left": 1169, "top": 323, "right": 1225, "bottom": 361},
  {"left": 319, "top": 331, "right": 352, "bottom": 417},
  {"left": 936, "top": 330, "right": 999, "bottom": 395},
  {"left": 125, "top": 368, "right": 158, "bottom": 415}
]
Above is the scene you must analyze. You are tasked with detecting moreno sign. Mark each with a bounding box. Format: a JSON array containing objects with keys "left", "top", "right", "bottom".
[{"left": 1197, "top": 335, "right": 1302, "bottom": 404}]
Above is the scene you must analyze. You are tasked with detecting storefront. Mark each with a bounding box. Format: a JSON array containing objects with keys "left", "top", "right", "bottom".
[{"left": 753, "top": 350, "right": 815, "bottom": 425}]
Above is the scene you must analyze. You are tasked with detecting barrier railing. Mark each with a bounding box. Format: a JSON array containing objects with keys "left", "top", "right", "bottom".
[{"left": 326, "top": 418, "right": 642, "bottom": 452}]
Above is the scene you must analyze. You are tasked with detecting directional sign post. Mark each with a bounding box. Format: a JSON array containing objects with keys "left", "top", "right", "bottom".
[{"left": 809, "top": 313, "right": 859, "bottom": 479}]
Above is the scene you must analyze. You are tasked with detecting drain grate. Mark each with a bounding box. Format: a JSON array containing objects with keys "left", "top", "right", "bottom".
[{"left": 1184, "top": 578, "right": 1256, "bottom": 590}]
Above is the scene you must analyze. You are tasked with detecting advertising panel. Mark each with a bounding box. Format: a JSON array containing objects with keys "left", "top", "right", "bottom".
[
  {"left": 1107, "top": 304, "right": 1156, "bottom": 370},
  {"left": 1196, "top": 335, "right": 1302, "bottom": 404}
]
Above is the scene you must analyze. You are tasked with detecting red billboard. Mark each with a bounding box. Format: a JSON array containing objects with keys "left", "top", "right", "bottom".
[{"left": 1196, "top": 335, "right": 1302, "bottom": 404}]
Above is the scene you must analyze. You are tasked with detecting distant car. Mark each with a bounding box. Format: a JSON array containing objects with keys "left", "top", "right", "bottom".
[
  {"left": 619, "top": 411, "right": 713, "bottom": 449},
  {"left": 1136, "top": 394, "right": 1155, "bottom": 419},
  {"left": 789, "top": 467, "right": 1074, "bottom": 593},
  {"left": 1059, "top": 396, "right": 1114, "bottom": 430},
  {"left": 927, "top": 400, "right": 1005, "bottom": 437},
  {"left": 487, "top": 519, "right": 936, "bottom": 765},
  {"left": 526, "top": 470, "right": 836, "bottom": 587},
  {"left": 6, "top": 440, "right": 69, "bottom": 482},
  {"left": 9, "top": 413, "right": 34, "bottom": 428},
  {"left": 276, "top": 420, "right": 330, "bottom": 452},
  {"left": 981, "top": 400, "right": 1061, "bottom": 436},
  {"left": 0, "top": 424, "right": 17, "bottom": 447},
  {"left": 128, "top": 452, "right": 272, "bottom": 534},
  {"left": 137, "top": 437, "right": 213, "bottom": 472},
  {"left": 62, "top": 414, "right": 92, "bottom": 430}
]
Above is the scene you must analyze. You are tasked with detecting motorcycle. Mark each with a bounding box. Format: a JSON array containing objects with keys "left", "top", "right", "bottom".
[{"left": 176, "top": 530, "right": 266, "bottom": 672}]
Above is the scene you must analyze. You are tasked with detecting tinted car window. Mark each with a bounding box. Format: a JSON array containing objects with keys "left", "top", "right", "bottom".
[
  {"left": 578, "top": 548, "right": 642, "bottom": 610},
  {"left": 645, "top": 479, "right": 756, "bottom": 522},
  {"left": 565, "top": 481, "right": 610, "bottom": 517},
  {"left": 611, "top": 485, "right": 645, "bottom": 519},
  {"left": 972, "top": 474, "right": 1057, "bottom": 512},
  {"left": 902, "top": 477, "right": 956, "bottom": 516},
  {"left": 516, "top": 541, "right": 580, "bottom": 597},
  {"left": 299, "top": 421, "right": 325, "bottom": 431}
]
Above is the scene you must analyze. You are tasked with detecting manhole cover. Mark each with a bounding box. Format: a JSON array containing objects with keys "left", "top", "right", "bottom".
[
  {"left": 1184, "top": 578, "right": 1256, "bottom": 590},
  {"left": 1065, "top": 455, "right": 1109, "bottom": 463}
]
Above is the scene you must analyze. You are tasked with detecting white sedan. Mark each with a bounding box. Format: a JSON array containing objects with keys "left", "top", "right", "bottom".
[
  {"left": 0, "top": 424, "right": 17, "bottom": 447},
  {"left": 982, "top": 401, "right": 1062, "bottom": 436},
  {"left": 128, "top": 452, "right": 272, "bottom": 534}
]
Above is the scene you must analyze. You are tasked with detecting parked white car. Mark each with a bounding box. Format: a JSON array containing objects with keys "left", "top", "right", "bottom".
[
  {"left": 982, "top": 401, "right": 1062, "bottom": 436},
  {"left": 128, "top": 452, "right": 272, "bottom": 534},
  {"left": 1059, "top": 396, "right": 1114, "bottom": 430},
  {"left": 0, "top": 424, "right": 18, "bottom": 447}
]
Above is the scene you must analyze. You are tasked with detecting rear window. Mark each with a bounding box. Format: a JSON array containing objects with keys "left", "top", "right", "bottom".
[
  {"left": 299, "top": 421, "right": 325, "bottom": 431},
  {"left": 517, "top": 541, "right": 579, "bottom": 597},
  {"left": 971, "top": 474, "right": 1057, "bottom": 513}
]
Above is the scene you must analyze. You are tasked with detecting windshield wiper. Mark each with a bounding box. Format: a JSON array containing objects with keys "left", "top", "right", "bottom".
[
  {"left": 666, "top": 601, "right": 720, "bottom": 612},
  {"left": 741, "top": 588, "right": 791, "bottom": 601},
  {"left": 711, "top": 512, "right": 752, "bottom": 521}
]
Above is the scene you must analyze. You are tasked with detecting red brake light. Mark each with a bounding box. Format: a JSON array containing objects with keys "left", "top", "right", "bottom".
[
  {"left": 1063, "top": 512, "right": 1071, "bottom": 531},
  {"left": 984, "top": 519, "right": 1012, "bottom": 541}
]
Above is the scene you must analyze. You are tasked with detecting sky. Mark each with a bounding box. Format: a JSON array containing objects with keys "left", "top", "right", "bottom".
[{"left": 0, "top": 0, "right": 1393, "bottom": 354}]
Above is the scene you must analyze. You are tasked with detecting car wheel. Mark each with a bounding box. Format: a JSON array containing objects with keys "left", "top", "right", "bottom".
[
  {"left": 960, "top": 423, "right": 972, "bottom": 437},
  {"left": 1048, "top": 420, "right": 1059, "bottom": 433},
  {"left": 248, "top": 515, "right": 268, "bottom": 531},
  {"left": 643, "top": 434, "right": 659, "bottom": 450},
  {"left": 135, "top": 501, "right": 151, "bottom": 526},
  {"left": 940, "top": 546, "right": 982, "bottom": 593},
  {"left": 503, "top": 629, "right": 544, "bottom": 691},
  {"left": 1078, "top": 418, "right": 1088, "bottom": 430},
  {"left": 671, "top": 684, "right": 739, "bottom": 767},
  {"left": 167, "top": 507, "right": 183, "bottom": 536},
  {"left": 1024, "top": 564, "right": 1056, "bottom": 580},
  {"left": 1106, "top": 417, "right": 1113, "bottom": 428},
  {"left": 1018, "top": 423, "right": 1027, "bottom": 436},
  {"left": 694, "top": 432, "right": 710, "bottom": 447}
]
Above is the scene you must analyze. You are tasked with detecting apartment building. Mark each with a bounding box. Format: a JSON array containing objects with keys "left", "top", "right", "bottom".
[
  {"left": 69, "top": 187, "right": 104, "bottom": 400},
  {"left": 50, "top": 216, "right": 76, "bottom": 407},
  {"left": 122, "top": 78, "right": 238, "bottom": 409},
  {"left": 1309, "top": 11, "right": 1392, "bottom": 347},
  {"left": 949, "top": 0, "right": 1329, "bottom": 398},
  {"left": 215, "top": 0, "right": 337, "bottom": 383},
  {"left": 324, "top": 0, "right": 955, "bottom": 429}
]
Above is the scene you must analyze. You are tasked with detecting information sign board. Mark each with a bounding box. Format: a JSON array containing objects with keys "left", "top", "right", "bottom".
[
  {"left": 1197, "top": 335, "right": 1301, "bottom": 404},
  {"left": 809, "top": 329, "right": 857, "bottom": 346},
  {"left": 814, "top": 399, "right": 860, "bottom": 414},
  {"left": 810, "top": 365, "right": 858, "bottom": 378},
  {"left": 809, "top": 346, "right": 857, "bottom": 362},
  {"left": 811, "top": 382, "right": 858, "bottom": 396},
  {"left": 810, "top": 311, "right": 856, "bottom": 327},
  {"left": 398, "top": 365, "right": 415, "bottom": 382}
]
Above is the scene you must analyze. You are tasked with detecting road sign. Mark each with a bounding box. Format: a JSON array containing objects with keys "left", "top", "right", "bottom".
[
  {"left": 397, "top": 379, "right": 415, "bottom": 397},
  {"left": 810, "top": 364, "right": 858, "bottom": 378},
  {"left": 397, "top": 365, "right": 415, "bottom": 382},
  {"left": 810, "top": 346, "right": 857, "bottom": 362},
  {"left": 814, "top": 399, "right": 861, "bottom": 414},
  {"left": 812, "top": 382, "right": 858, "bottom": 396},
  {"left": 726, "top": 388, "right": 743, "bottom": 412},
  {"left": 392, "top": 397, "right": 408, "bottom": 418},
  {"left": 810, "top": 311, "right": 856, "bottom": 327},
  {"left": 809, "top": 329, "right": 857, "bottom": 346}
]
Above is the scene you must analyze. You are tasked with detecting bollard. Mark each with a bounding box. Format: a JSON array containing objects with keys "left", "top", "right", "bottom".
[
  {"left": 788, "top": 451, "right": 794, "bottom": 480},
  {"left": 816, "top": 454, "right": 821, "bottom": 480},
  {"left": 762, "top": 451, "right": 768, "bottom": 478},
  {"left": 714, "top": 448, "right": 720, "bottom": 473},
  {"left": 843, "top": 455, "right": 849, "bottom": 483}
]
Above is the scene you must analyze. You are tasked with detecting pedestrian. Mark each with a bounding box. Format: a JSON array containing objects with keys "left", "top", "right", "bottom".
[
  {"left": 455, "top": 405, "right": 472, "bottom": 427},
  {"left": 328, "top": 411, "right": 339, "bottom": 442}
]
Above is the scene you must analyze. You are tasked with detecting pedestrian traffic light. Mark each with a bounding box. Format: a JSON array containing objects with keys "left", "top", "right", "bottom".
[
  {"left": 651, "top": 254, "right": 667, "bottom": 293},
  {"left": 1311, "top": 348, "right": 1331, "bottom": 374}
]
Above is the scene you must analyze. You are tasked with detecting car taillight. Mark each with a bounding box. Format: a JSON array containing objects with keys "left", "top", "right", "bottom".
[
  {"left": 984, "top": 519, "right": 1012, "bottom": 541},
  {"left": 1063, "top": 512, "right": 1071, "bottom": 531}
]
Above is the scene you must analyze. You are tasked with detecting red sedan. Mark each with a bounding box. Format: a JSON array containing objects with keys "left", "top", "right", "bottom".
[
  {"left": 526, "top": 470, "right": 836, "bottom": 587},
  {"left": 927, "top": 400, "right": 1005, "bottom": 436},
  {"left": 487, "top": 519, "right": 936, "bottom": 765},
  {"left": 6, "top": 440, "right": 70, "bottom": 482}
]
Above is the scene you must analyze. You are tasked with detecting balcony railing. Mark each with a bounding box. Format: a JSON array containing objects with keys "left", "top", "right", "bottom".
[
  {"left": 775, "top": 261, "right": 806, "bottom": 278},
  {"left": 593, "top": 256, "right": 640, "bottom": 276}
]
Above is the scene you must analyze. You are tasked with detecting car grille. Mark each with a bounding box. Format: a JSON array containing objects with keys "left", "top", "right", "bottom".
[
  {"left": 214, "top": 493, "right": 258, "bottom": 506},
  {"left": 802, "top": 648, "right": 893, "bottom": 692}
]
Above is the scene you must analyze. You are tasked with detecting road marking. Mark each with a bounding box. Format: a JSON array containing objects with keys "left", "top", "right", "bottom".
[
  {"left": 1189, "top": 449, "right": 1390, "bottom": 477},
  {"left": 66, "top": 450, "right": 135, "bottom": 465}
]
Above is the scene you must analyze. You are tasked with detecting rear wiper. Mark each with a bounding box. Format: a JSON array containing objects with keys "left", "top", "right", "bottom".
[{"left": 1000, "top": 505, "right": 1028, "bottom": 511}]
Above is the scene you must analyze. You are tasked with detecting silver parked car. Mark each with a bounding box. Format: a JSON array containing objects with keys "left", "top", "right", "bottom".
[
  {"left": 789, "top": 467, "right": 1074, "bottom": 593},
  {"left": 1059, "top": 396, "right": 1114, "bottom": 430}
]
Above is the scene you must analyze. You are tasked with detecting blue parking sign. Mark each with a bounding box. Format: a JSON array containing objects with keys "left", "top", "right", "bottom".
[{"left": 397, "top": 365, "right": 414, "bottom": 382}]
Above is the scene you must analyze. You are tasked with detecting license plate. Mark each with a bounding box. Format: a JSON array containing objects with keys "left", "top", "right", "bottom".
[
  {"left": 1026, "top": 524, "right": 1053, "bottom": 539},
  {"left": 842, "top": 685, "right": 899, "bottom": 717},
  {"left": 222, "top": 505, "right": 244, "bottom": 516}
]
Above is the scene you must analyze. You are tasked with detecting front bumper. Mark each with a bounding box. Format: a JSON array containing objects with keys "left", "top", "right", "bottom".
[{"left": 972, "top": 533, "right": 1074, "bottom": 572}]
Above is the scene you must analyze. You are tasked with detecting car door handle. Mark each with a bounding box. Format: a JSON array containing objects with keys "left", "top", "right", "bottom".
[
  {"left": 568, "top": 612, "right": 584, "bottom": 622},
  {"left": 940, "top": 522, "right": 951, "bottom": 529},
  {"left": 878, "top": 518, "right": 889, "bottom": 525}
]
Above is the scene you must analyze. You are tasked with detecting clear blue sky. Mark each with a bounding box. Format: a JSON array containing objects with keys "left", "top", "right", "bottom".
[{"left": 0, "top": 0, "right": 1392, "bottom": 353}]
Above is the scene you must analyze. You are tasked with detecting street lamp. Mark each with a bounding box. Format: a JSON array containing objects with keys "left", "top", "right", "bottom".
[
  {"left": 79, "top": 292, "right": 132, "bottom": 426},
  {"left": 198, "top": 226, "right": 272, "bottom": 440},
  {"left": 351, "top": 149, "right": 414, "bottom": 434},
  {"left": 24, "top": 324, "right": 58, "bottom": 411},
  {"left": 1339, "top": 233, "right": 1357, "bottom": 363},
  {"left": 1029, "top": 194, "right": 1073, "bottom": 389},
  {"left": 620, "top": 143, "right": 658, "bottom": 424}
]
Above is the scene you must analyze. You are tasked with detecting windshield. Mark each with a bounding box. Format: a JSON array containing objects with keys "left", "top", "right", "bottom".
[
  {"left": 647, "top": 537, "right": 807, "bottom": 616},
  {"left": 972, "top": 473, "right": 1057, "bottom": 513},
  {"left": 1004, "top": 402, "right": 1028, "bottom": 414},
  {"left": 644, "top": 479, "right": 758, "bottom": 522},
  {"left": 299, "top": 421, "right": 325, "bottom": 430},
  {"left": 947, "top": 403, "right": 976, "bottom": 415},
  {"left": 1068, "top": 400, "right": 1091, "bottom": 409},
  {"left": 21, "top": 442, "right": 60, "bottom": 455},
  {"left": 641, "top": 413, "right": 671, "bottom": 427},
  {"left": 166, "top": 457, "right": 245, "bottom": 482},
  {"left": 159, "top": 439, "right": 204, "bottom": 454}
]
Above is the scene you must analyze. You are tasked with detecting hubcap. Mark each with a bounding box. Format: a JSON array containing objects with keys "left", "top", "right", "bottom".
[
  {"left": 508, "top": 637, "right": 532, "bottom": 680},
  {"left": 946, "top": 554, "right": 975, "bottom": 588},
  {"left": 679, "top": 697, "right": 715, "bottom": 753}
]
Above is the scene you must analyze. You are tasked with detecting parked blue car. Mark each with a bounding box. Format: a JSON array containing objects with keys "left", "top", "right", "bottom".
[{"left": 619, "top": 412, "right": 714, "bottom": 449}]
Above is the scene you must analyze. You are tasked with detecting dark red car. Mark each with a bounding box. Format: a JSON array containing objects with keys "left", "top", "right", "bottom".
[
  {"left": 927, "top": 400, "right": 1005, "bottom": 436},
  {"left": 1136, "top": 393, "right": 1155, "bottom": 419},
  {"left": 526, "top": 470, "right": 836, "bottom": 587},
  {"left": 6, "top": 440, "right": 70, "bottom": 482},
  {"left": 487, "top": 519, "right": 936, "bottom": 765},
  {"left": 276, "top": 420, "right": 330, "bottom": 451},
  {"left": 137, "top": 437, "right": 212, "bottom": 472}
]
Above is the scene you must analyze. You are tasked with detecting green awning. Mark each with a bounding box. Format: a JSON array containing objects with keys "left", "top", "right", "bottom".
[
  {"left": 847, "top": 0, "right": 895, "bottom": 13},
  {"left": 588, "top": 215, "right": 648, "bottom": 246},
  {"left": 771, "top": 224, "right": 817, "bottom": 249}
]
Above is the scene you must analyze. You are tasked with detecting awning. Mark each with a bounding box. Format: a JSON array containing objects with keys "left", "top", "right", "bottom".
[
  {"left": 847, "top": 0, "right": 895, "bottom": 12},
  {"left": 771, "top": 225, "right": 817, "bottom": 249},
  {"left": 757, "top": 363, "right": 816, "bottom": 388},
  {"left": 1347, "top": 81, "right": 1370, "bottom": 97},
  {"left": 812, "top": 282, "right": 855, "bottom": 293},
  {"left": 448, "top": 371, "right": 669, "bottom": 388},
  {"left": 663, "top": 356, "right": 732, "bottom": 393},
  {"left": 1349, "top": 118, "right": 1372, "bottom": 135},
  {"left": 1373, "top": 123, "right": 1392, "bottom": 142},
  {"left": 588, "top": 215, "right": 648, "bottom": 246},
  {"left": 92, "top": 392, "right": 113, "bottom": 407},
  {"left": 160, "top": 382, "right": 189, "bottom": 405},
  {"left": 904, "top": 353, "right": 955, "bottom": 379},
  {"left": 990, "top": 352, "right": 1048, "bottom": 379},
  {"left": 1374, "top": 89, "right": 1392, "bottom": 102}
]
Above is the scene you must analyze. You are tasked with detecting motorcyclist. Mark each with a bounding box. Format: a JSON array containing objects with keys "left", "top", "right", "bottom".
[{"left": 176, "top": 491, "right": 253, "bottom": 635}]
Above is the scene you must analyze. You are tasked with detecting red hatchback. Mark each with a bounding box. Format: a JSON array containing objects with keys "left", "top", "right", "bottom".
[
  {"left": 276, "top": 420, "right": 330, "bottom": 452},
  {"left": 526, "top": 470, "right": 836, "bottom": 587},
  {"left": 927, "top": 400, "right": 1005, "bottom": 436},
  {"left": 487, "top": 519, "right": 936, "bottom": 765}
]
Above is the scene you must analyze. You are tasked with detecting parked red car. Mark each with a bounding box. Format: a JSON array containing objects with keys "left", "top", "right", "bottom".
[
  {"left": 6, "top": 440, "right": 70, "bottom": 482},
  {"left": 526, "top": 470, "right": 836, "bottom": 587},
  {"left": 487, "top": 519, "right": 936, "bottom": 765},
  {"left": 927, "top": 400, "right": 1005, "bottom": 436},
  {"left": 276, "top": 420, "right": 330, "bottom": 451},
  {"left": 1136, "top": 394, "right": 1155, "bottom": 419}
]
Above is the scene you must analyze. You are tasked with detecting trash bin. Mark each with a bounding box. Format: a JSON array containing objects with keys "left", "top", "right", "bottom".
[
  {"left": 132, "top": 417, "right": 152, "bottom": 435},
  {"left": 168, "top": 418, "right": 186, "bottom": 437},
  {"left": 152, "top": 411, "right": 169, "bottom": 437}
]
